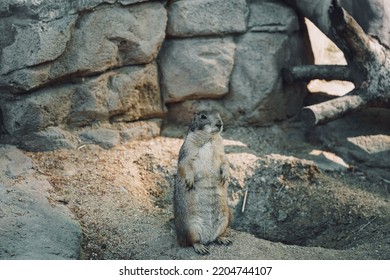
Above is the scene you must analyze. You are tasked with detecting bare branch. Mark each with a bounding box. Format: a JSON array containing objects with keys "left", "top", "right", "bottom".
[
  {"left": 301, "top": 90, "right": 368, "bottom": 126},
  {"left": 282, "top": 65, "right": 354, "bottom": 84},
  {"left": 328, "top": 0, "right": 374, "bottom": 63},
  {"left": 280, "top": 0, "right": 390, "bottom": 125}
]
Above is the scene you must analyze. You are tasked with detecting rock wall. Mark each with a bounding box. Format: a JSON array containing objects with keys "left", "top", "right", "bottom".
[
  {"left": 0, "top": 0, "right": 312, "bottom": 151},
  {"left": 162, "top": 0, "right": 312, "bottom": 126},
  {"left": 341, "top": 0, "right": 390, "bottom": 48}
]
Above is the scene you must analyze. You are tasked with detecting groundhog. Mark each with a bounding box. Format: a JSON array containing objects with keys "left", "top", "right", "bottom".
[{"left": 173, "top": 110, "right": 232, "bottom": 255}]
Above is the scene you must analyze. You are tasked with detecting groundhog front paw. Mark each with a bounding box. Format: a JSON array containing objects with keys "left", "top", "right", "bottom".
[
  {"left": 179, "top": 166, "right": 194, "bottom": 190},
  {"left": 220, "top": 166, "right": 229, "bottom": 185},
  {"left": 185, "top": 175, "right": 194, "bottom": 190}
]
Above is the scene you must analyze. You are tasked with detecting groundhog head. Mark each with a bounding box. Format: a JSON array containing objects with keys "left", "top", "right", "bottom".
[{"left": 189, "top": 110, "right": 223, "bottom": 134}]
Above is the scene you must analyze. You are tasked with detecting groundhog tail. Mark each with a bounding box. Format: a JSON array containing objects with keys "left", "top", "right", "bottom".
[
  {"left": 175, "top": 221, "right": 196, "bottom": 247},
  {"left": 177, "top": 235, "right": 191, "bottom": 247}
]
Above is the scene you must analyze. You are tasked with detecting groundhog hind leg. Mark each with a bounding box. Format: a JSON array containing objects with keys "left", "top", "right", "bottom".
[
  {"left": 188, "top": 230, "right": 211, "bottom": 255},
  {"left": 215, "top": 223, "right": 232, "bottom": 246},
  {"left": 215, "top": 211, "right": 233, "bottom": 246},
  {"left": 176, "top": 221, "right": 210, "bottom": 255},
  {"left": 187, "top": 226, "right": 210, "bottom": 255}
]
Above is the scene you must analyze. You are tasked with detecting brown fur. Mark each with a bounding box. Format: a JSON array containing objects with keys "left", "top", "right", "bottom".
[{"left": 173, "top": 110, "right": 232, "bottom": 254}]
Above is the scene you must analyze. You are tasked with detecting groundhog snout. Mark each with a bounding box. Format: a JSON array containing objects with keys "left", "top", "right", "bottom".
[{"left": 215, "top": 120, "right": 223, "bottom": 130}]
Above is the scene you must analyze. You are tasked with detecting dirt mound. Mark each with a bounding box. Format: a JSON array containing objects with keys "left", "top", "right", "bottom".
[{"left": 232, "top": 155, "right": 390, "bottom": 250}]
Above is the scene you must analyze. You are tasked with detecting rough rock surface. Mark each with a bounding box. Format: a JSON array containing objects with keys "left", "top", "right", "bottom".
[
  {"left": 0, "top": 145, "right": 82, "bottom": 259},
  {"left": 67, "top": 63, "right": 164, "bottom": 127},
  {"left": 223, "top": 0, "right": 309, "bottom": 125},
  {"left": 0, "top": 1, "right": 167, "bottom": 93},
  {"left": 1, "top": 63, "right": 164, "bottom": 150},
  {"left": 0, "top": 15, "right": 77, "bottom": 76},
  {"left": 79, "top": 128, "right": 121, "bottom": 150},
  {"left": 163, "top": 0, "right": 312, "bottom": 126},
  {"left": 119, "top": 119, "right": 162, "bottom": 142},
  {"left": 0, "top": 0, "right": 168, "bottom": 150},
  {"left": 225, "top": 32, "right": 293, "bottom": 124},
  {"left": 248, "top": 0, "right": 299, "bottom": 32},
  {"left": 0, "top": 0, "right": 312, "bottom": 149},
  {"left": 159, "top": 37, "right": 236, "bottom": 103},
  {"left": 341, "top": 0, "right": 390, "bottom": 47},
  {"left": 167, "top": 0, "right": 248, "bottom": 37},
  {"left": 20, "top": 127, "right": 78, "bottom": 152}
]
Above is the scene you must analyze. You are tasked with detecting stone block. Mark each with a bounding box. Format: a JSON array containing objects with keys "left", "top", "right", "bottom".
[
  {"left": 167, "top": 0, "right": 248, "bottom": 37},
  {"left": 248, "top": 0, "right": 299, "bottom": 32},
  {"left": 21, "top": 127, "right": 77, "bottom": 152},
  {"left": 159, "top": 37, "right": 236, "bottom": 103},
  {"left": 1, "top": 88, "right": 75, "bottom": 136},
  {"left": 0, "top": 15, "right": 77, "bottom": 76},
  {"left": 70, "top": 63, "right": 164, "bottom": 126},
  {"left": 224, "top": 31, "right": 307, "bottom": 125},
  {"left": 79, "top": 128, "right": 120, "bottom": 149},
  {"left": 119, "top": 119, "right": 162, "bottom": 142}
]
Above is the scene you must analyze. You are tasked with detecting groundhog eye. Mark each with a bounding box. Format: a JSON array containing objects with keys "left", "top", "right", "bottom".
[{"left": 201, "top": 114, "right": 207, "bottom": 120}]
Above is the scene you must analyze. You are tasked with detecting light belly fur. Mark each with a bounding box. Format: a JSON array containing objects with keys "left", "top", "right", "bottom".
[{"left": 191, "top": 142, "right": 227, "bottom": 243}]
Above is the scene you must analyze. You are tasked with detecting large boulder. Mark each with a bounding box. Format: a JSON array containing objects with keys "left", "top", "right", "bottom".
[
  {"left": 0, "top": 145, "right": 82, "bottom": 259},
  {"left": 159, "top": 37, "right": 236, "bottom": 103},
  {"left": 166, "top": 0, "right": 248, "bottom": 37}
]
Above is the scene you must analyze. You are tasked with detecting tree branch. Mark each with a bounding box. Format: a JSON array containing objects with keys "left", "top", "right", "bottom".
[
  {"left": 301, "top": 90, "right": 368, "bottom": 126},
  {"left": 328, "top": 0, "right": 374, "bottom": 64},
  {"left": 282, "top": 65, "right": 354, "bottom": 84},
  {"left": 280, "top": 0, "right": 390, "bottom": 126}
]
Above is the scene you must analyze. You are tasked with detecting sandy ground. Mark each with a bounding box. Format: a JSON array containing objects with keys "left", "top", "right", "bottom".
[{"left": 26, "top": 113, "right": 390, "bottom": 260}]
